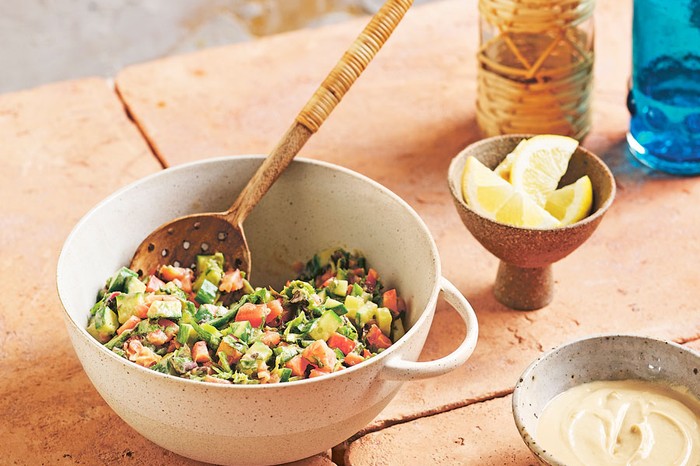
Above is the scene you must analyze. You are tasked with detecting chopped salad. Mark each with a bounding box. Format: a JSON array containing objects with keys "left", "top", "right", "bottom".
[{"left": 87, "top": 249, "right": 406, "bottom": 384}]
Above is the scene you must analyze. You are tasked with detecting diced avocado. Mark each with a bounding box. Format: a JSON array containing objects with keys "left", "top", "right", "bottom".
[
  {"left": 159, "top": 281, "right": 188, "bottom": 301},
  {"left": 237, "top": 341, "right": 273, "bottom": 376},
  {"left": 350, "top": 283, "right": 364, "bottom": 297},
  {"left": 391, "top": 318, "right": 406, "bottom": 341},
  {"left": 324, "top": 297, "right": 347, "bottom": 316},
  {"left": 330, "top": 279, "right": 349, "bottom": 297},
  {"left": 229, "top": 320, "right": 252, "bottom": 343},
  {"left": 307, "top": 310, "right": 343, "bottom": 341},
  {"left": 376, "top": 307, "right": 392, "bottom": 337},
  {"left": 105, "top": 328, "right": 133, "bottom": 350},
  {"left": 194, "top": 253, "right": 224, "bottom": 291},
  {"left": 356, "top": 302, "right": 378, "bottom": 328},
  {"left": 177, "top": 323, "right": 194, "bottom": 345},
  {"left": 196, "top": 252, "right": 224, "bottom": 274},
  {"left": 195, "top": 279, "right": 218, "bottom": 304},
  {"left": 344, "top": 295, "right": 365, "bottom": 321},
  {"left": 86, "top": 316, "right": 111, "bottom": 343},
  {"left": 94, "top": 304, "right": 118, "bottom": 336},
  {"left": 107, "top": 267, "right": 138, "bottom": 292},
  {"left": 147, "top": 300, "right": 183, "bottom": 319},
  {"left": 116, "top": 293, "right": 146, "bottom": 323},
  {"left": 125, "top": 276, "right": 146, "bottom": 294}
]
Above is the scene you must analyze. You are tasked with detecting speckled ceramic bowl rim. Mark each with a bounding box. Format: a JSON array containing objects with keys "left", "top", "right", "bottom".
[
  {"left": 57, "top": 155, "right": 443, "bottom": 390},
  {"left": 447, "top": 134, "right": 616, "bottom": 231},
  {"left": 512, "top": 334, "right": 700, "bottom": 465}
]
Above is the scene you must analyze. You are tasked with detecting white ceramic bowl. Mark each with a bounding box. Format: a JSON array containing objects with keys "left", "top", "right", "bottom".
[
  {"left": 513, "top": 335, "right": 700, "bottom": 466},
  {"left": 57, "top": 156, "right": 479, "bottom": 465}
]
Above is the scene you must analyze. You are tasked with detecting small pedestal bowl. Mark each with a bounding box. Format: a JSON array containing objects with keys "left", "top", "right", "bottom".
[{"left": 447, "top": 135, "right": 615, "bottom": 310}]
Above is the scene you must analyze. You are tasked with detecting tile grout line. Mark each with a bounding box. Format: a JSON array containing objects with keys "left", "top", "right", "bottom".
[{"left": 108, "top": 78, "right": 169, "bottom": 170}]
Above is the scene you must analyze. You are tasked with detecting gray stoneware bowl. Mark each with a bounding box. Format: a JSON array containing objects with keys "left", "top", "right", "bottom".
[
  {"left": 56, "top": 156, "right": 479, "bottom": 466},
  {"left": 512, "top": 335, "right": 700, "bottom": 465}
]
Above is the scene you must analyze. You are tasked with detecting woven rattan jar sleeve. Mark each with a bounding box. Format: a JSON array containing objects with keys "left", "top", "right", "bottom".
[{"left": 476, "top": 0, "right": 595, "bottom": 140}]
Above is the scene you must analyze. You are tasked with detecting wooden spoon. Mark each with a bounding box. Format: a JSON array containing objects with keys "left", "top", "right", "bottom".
[{"left": 130, "top": 0, "right": 413, "bottom": 278}]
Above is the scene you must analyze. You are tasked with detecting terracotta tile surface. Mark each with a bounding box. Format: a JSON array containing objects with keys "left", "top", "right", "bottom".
[
  {"left": 345, "top": 395, "right": 536, "bottom": 465},
  {"left": 4, "top": 0, "right": 700, "bottom": 464}
]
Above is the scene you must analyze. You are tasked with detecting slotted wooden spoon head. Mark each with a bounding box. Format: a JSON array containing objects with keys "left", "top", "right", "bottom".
[
  {"left": 130, "top": 212, "right": 249, "bottom": 277},
  {"left": 129, "top": 0, "right": 412, "bottom": 278}
]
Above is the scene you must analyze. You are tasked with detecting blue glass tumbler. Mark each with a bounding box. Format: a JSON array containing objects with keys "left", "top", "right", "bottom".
[{"left": 627, "top": 0, "right": 700, "bottom": 175}]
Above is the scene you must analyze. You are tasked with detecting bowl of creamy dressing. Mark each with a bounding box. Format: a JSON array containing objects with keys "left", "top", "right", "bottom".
[{"left": 512, "top": 335, "right": 700, "bottom": 466}]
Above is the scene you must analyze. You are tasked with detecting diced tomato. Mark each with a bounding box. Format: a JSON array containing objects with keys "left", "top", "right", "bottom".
[
  {"left": 315, "top": 269, "right": 334, "bottom": 288},
  {"left": 117, "top": 315, "right": 141, "bottom": 335},
  {"left": 261, "top": 331, "right": 281, "bottom": 348},
  {"left": 366, "top": 324, "right": 392, "bottom": 350},
  {"left": 397, "top": 296, "right": 407, "bottom": 314},
  {"left": 344, "top": 352, "right": 365, "bottom": 366},
  {"left": 327, "top": 332, "right": 357, "bottom": 356},
  {"left": 145, "top": 275, "right": 166, "bottom": 292},
  {"left": 265, "top": 299, "right": 283, "bottom": 325},
  {"left": 285, "top": 355, "right": 309, "bottom": 377},
  {"left": 219, "top": 269, "right": 244, "bottom": 293},
  {"left": 166, "top": 339, "right": 181, "bottom": 353},
  {"left": 382, "top": 289, "right": 398, "bottom": 315},
  {"left": 365, "top": 268, "right": 378, "bottom": 292},
  {"left": 235, "top": 303, "right": 265, "bottom": 328},
  {"left": 135, "top": 302, "right": 150, "bottom": 319},
  {"left": 146, "top": 329, "right": 168, "bottom": 346},
  {"left": 159, "top": 265, "right": 193, "bottom": 293},
  {"left": 133, "top": 347, "right": 161, "bottom": 368},
  {"left": 363, "top": 349, "right": 371, "bottom": 358},
  {"left": 159, "top": 319, "right": 179, "bottom": 341},
  {"left": 125, "top": 338, "right": 144, "bottom": 360},
  {"left": 216, "top": 339, "right": 243, "bottom": 365},
  {"left": 192, "top": 340, "right": 212, "bottom": 363},
  {"left": 302, "top": 340, "right": 338, "bottom": 372},
  {"left": 308, "top": 369, "right": 327, "bottom": 378}
]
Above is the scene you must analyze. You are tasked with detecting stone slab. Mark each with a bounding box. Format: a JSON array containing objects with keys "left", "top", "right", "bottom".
[{"left": 345, "top": 394, "right": 536, "bottom": 465}]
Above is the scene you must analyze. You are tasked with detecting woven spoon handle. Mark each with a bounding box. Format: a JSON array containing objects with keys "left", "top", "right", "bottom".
[{"left": 227, "top": 0, "right": 413, "bottom": 224}]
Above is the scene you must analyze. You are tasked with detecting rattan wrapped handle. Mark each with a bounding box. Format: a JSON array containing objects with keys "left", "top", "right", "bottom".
[
  {"left": 297, "top": 0, "right": 413, "bottom": 132},
  {"left": 228, "top": 0, "right": 412, "bottom": 225}
]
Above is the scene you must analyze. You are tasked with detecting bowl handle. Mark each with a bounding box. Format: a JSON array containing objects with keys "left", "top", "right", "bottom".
[{"left": 381, "top": 277, "right": 479, "bottom": 381}]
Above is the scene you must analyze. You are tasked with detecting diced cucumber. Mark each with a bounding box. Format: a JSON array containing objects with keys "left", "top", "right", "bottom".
[
  {"left": 229, "top": 320, "right": 252, "bottom": 343},
  {"left": 94, "top": 304, "right": 118, "bottom": 336},
  {"left": 107, "top": 267, "right": 138, "bottom": 292},
  {"left": 344, "top": 295, "right": 365, "bottom": 321},
  {"left": 125, "top": 275, "right": 146, "bottom": 294},
  {"left": 307, "top": 310, "right": 342, "bottom": 341},
  {"left": 147, "top": 300, "right": 182, "bottom": 319},
  {"left": 350, "top": 283, "right": 364, "bottom": 297},
  {"left": 195, "top": 279, "right": 218, "bottom": 304},
  {"left": 237, "top": 341, "right": 273, "bottom": 376},
  {"left": 193, "top": 322, "right": 222, "bottom": 349},
  {"left": 104, "top": 328, "right": 133, "bottom": 350},
  {"left": 330, "top": 279, "right": 348, "bottom": 297},
  {"left": 391, "top": 318, "right": 406, "bottom": 341},
  {"left": 324, "top": 297, "right": 347, "bottom": 316},
  {"left": 177, "top": 323, "right": 194, "bottom": 345},
  {"left": 356, "top": 302, "right": 378, "bottom": 328},
  {"left": 116, "top": 293, "right": 146, "bottom": 324},
  {"left": 278, "top": 367, "right": 292, "bottom": 383},
  {"left": 194, "top": 304, "right": 216, "bottom": 322},
  {"left": 159, "top": 281, "right": 188, "bottom": 301}
]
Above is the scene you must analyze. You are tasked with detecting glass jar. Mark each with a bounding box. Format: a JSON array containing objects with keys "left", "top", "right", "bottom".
[{"left": 476, "top": 0, "right": 595, "bottom": 140}]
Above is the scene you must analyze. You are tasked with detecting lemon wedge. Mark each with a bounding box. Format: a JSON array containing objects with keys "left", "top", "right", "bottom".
[
  {"left": 462, "top": 156, "right": 560, "bottom": 228},
  {"left": 545, "top": 175, "right": 593, "bottom": 226},
  {"left": 509, "top": 135, "right": 578, "bottom": 206},
  {"left": 494, "top": 139, "right": 527, "bottom": 181}
]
